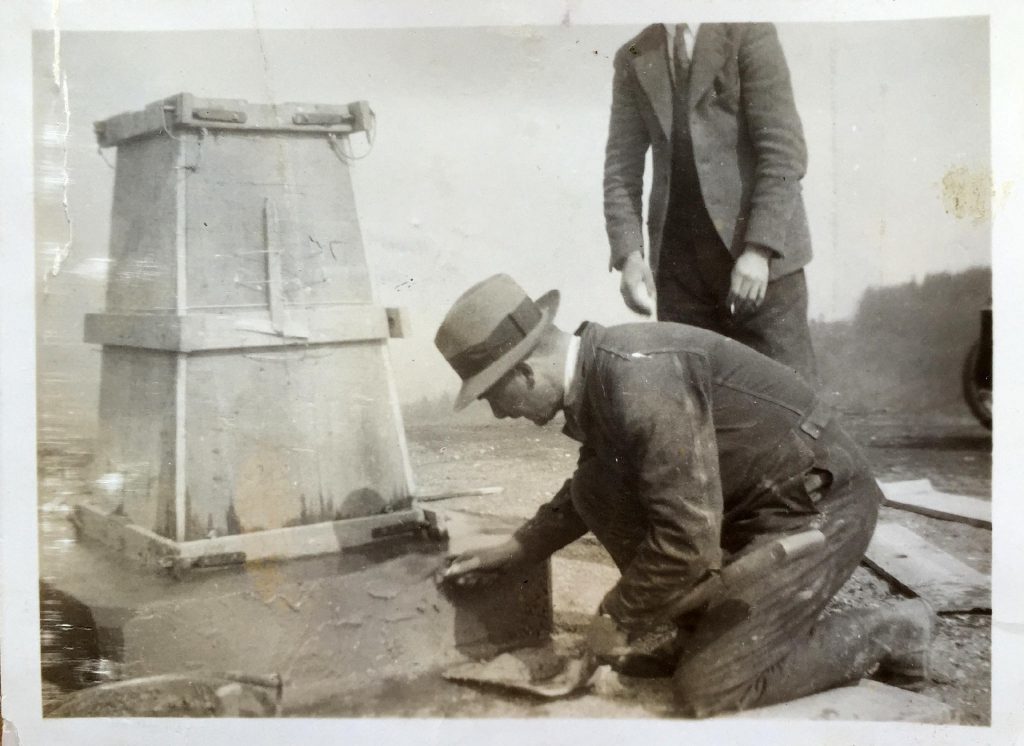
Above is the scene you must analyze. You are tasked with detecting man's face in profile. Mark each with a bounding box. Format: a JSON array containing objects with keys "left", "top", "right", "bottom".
[{"left": 481, "top": 364, "right": 560, "bottom": 426}]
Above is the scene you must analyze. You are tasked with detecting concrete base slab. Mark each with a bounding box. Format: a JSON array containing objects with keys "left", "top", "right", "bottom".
[{"left": 42, "top": 508, "right": 552, "bottom": 716}]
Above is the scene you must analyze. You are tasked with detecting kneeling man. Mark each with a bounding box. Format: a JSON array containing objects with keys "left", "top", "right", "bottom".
[{"left": 434, "top": 274, "right": 932, "bottom": 717}]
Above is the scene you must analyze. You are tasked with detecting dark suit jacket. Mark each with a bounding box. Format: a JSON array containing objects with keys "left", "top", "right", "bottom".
[
  {"left": 603, "top": 23, "right": 813, "bottom": 281},
  {"left": 513, "top": 322, "right": 871, "bottom": 632}
]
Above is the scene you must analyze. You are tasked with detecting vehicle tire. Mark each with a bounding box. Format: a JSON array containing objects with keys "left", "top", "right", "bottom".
[{"left": 962, "top": 340, "right": 992, "bottom": 430}]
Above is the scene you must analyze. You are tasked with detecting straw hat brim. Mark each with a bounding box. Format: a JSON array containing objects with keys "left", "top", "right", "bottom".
[{"left": 453, "top": 289, "right": 560, "bottom": 411}]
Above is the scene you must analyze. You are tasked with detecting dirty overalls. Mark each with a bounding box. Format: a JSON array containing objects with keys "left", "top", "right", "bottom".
[{"left": 513, "top": 321, "right": 883, "bottom": 716}]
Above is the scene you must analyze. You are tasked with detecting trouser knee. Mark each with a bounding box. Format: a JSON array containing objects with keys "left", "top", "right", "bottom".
[
  {"left": 671, "top": 674, "right": 742, "bottom": 719},
  {"left": 672, "top": 684, "right": 711, "bottom": 718},
  {"left": 672, "top": 658, "right": 754, "bottom": 719}
]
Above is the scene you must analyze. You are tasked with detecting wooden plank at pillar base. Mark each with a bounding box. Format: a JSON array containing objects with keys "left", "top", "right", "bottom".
[
  {"left": 72, "top": 504, "right": 179, "bottom": 568},
  {"left": 72, "top": 501, "right": 435, "bottom": 570}
]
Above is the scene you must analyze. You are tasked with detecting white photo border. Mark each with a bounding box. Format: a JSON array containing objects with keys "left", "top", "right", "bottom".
[{"left": 3, "top": 1, "right": 1022, "bottom": 744}]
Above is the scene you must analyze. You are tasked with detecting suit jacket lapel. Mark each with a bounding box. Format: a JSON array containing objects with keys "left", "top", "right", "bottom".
[
  {"left": 688, "top": 23, "right": 730, "bottom": 110},
  {"left": 628, "top": 25, "right": 673, "bottom": 140}
]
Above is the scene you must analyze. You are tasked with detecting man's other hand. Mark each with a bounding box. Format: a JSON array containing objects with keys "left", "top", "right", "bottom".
[
  {"left": 438, "top": 538, "right": 527, "bottom": 589},
  {"left": 727, "top": 244, "right": 772, "bottom": 315},
  {"left": 586, "top": 613, "right": 631, "bottom": 662},
  {"left": 619, "top": 251, "right": 656, "bottom": 316}
]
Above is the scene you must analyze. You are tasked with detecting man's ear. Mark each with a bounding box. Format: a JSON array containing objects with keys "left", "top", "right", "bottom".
[{"left": 515, "top": 361, "right": 536, "bottom": 389}]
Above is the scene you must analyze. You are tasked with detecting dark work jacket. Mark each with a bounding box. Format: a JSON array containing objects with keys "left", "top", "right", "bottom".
[{"left": 513, "top": 321, "right": 868, "bottom": 632}]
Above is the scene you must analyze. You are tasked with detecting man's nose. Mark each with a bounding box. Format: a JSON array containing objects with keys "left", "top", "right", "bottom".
[{"left": 488, "top": 400, "right": 507, "bottom": 419}]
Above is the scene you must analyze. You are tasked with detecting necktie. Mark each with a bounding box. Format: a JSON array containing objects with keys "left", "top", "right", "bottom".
[{"left": 673, "top": 23, "right": 690, "bottom": 88}]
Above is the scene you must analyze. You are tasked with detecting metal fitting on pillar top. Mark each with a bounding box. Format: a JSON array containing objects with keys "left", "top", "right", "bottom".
[{"left": 94, "top": 92, "right": 375, "bottom": 148}]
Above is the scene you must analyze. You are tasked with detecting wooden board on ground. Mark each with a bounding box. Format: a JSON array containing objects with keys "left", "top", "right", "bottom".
[
  {"left": 864, "top": 522, "right": 990, "bottom": 612},
  {"left": 735, "top": 679, "right": 956, "bottom": 723},
  {"left": 415, "top": 486, "right": 505, "bottom": 503},
  {"left": 879, "top": 479, "right": 991, "bottom": 529}
]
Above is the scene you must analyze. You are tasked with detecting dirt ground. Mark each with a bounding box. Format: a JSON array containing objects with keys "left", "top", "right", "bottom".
[{"left": 406, "top": 408, "right": 992, "bottom": 724}]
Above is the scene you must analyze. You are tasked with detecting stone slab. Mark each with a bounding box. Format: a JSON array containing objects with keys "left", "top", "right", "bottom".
[{"left": 733, "top": 679, "right": 956, "bottom": 723}]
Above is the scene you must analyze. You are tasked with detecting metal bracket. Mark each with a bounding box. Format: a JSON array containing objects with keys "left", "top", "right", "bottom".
[
  {"left": 369, "top": 510, "right": 449, "bottom": 543},
  {"left": 193, "top": 108, "right": 247, "bottom": 124},
  {"left": 348, "top": 101, "right": 374, "bottom": 133},
  {"left": 293, "top": 112, "right": 349, "bottom": 127},
  {"left": 161, "top": 551, "right": 248, "bottom": 580}
]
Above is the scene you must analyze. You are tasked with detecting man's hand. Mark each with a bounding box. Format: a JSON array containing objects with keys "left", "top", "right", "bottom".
[
  {"left": 619, "top": 251, "right": 656, "bottom": 316},
  {"left": 727, "top": 244, "right": 772, "bottom": 316},
  {"left": 585, "top": 613, "right": 632, "bottom": 663},
  {"left": 438, "top": 537, "right": 528, "bottom": 589}
]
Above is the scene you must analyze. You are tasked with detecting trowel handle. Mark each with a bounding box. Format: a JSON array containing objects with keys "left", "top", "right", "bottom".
[
  {"left": 656, "top": 528, "right": 826, "bottom": 625},
  {"left": 720, "top": 528, "right": 826, "bottom": 586}
]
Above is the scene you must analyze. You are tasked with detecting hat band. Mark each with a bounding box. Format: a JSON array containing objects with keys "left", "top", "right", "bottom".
[{"left": 448, "top": 297, "right": 542, "bottom": 380}]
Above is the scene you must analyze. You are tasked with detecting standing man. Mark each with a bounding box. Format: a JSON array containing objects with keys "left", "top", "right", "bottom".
[
  {"left": 604, "top": 23, "right": 817, "bottom": 383},
  {"left": 434, "top": 275, "right": 932, "bottom": 717}
]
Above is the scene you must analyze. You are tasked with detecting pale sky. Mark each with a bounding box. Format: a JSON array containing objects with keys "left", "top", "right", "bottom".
[{"left": 34, "top": 20, "right": 990, "bottom": 403}]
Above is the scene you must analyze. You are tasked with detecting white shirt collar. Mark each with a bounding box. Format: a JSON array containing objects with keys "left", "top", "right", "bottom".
[
  {"left": 663, "top": 24, "right": 700, "bottom": 56},
  {"left": 663, "top": 23, "right": 700, "bottom": 87},
  {"left": 563, "top": 335, "right": 581, "bottom": 405}
]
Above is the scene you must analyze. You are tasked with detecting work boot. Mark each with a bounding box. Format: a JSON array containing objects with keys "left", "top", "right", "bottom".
[
  {"left": 613, "top": 624, "right": 680, "bottom": 678},
  {"left": 869, "top": 598, "right": 936, "bottom": 685}
]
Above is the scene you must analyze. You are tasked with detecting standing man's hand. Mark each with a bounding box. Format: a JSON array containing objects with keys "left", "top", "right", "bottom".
[
  {"left": 727, "top": 244, "right": 772, "bottom": 316},
  {"left": 619, "top": 251, "right": 657, "bottom": 316}
]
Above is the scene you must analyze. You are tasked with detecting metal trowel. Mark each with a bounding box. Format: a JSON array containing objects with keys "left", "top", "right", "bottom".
[{"left": 443, "top": 644, "right": 600, "bottom": 699}]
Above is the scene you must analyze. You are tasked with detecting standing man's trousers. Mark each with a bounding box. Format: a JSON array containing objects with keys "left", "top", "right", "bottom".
[{"left": 655, "top": 206, "right": 818, "bottom": 386}]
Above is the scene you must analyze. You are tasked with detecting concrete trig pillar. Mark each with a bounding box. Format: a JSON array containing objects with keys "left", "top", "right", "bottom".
[{"left": 86, "top": 93, "right": 414, "bottom": 544}]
